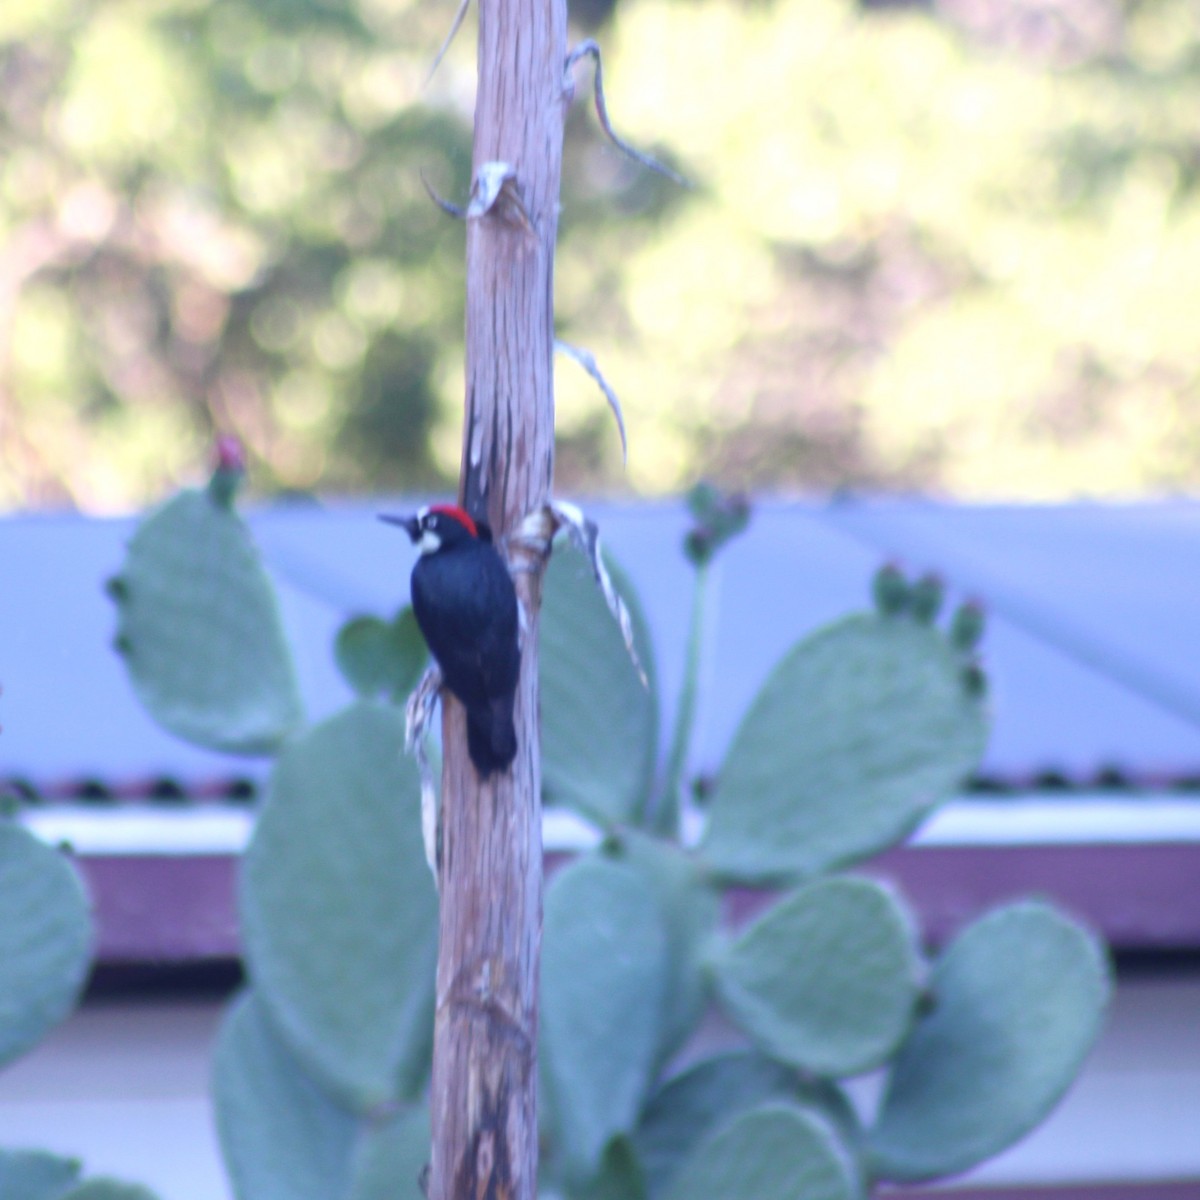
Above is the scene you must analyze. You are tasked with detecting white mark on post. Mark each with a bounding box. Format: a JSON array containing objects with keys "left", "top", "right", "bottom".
[
  {"left": 468, "top": 162, "right": 516, "bottom": 216},
  {"left": 467, "top": 162, "right": 536, "bottom": 234},
  {"left": 470, "top": 417, "right": 484, "bottom": 469}
]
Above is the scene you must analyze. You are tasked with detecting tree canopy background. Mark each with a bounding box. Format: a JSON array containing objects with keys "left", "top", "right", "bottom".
[{"left": 1, "top": 0, "right": 1197, "bottom": 509}]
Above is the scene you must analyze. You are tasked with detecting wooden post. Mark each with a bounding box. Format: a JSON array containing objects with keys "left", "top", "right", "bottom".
[{"left": 427, "top": 0, "right": 566, "bottom": 1196}]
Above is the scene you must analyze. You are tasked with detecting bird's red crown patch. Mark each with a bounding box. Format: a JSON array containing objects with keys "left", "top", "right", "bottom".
[{"left": 429, "top": 504, "right": 477, "bottom": 538}]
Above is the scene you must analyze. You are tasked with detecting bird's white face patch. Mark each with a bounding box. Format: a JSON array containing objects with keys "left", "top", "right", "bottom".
[{"left": 418, "top": 526, "right": 442, "bottom": 555}]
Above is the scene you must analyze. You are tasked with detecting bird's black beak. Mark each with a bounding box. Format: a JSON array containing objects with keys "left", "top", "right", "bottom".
[{"left": 379, "top": 513, "right": 421, "bottom": 542}]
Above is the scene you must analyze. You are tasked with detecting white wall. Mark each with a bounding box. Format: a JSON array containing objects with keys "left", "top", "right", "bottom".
[{"left": 0, "top": 1000, "right": 229, "bottom": 1200}]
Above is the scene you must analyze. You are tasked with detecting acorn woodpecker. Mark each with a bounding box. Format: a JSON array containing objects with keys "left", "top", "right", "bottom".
[{"left": 385, "top": 504, "right": 520, "bottom": 777}]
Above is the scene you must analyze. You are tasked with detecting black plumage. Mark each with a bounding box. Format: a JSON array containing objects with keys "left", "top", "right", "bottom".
[{"left": 391, "top": 506, "right": 520, "bottom": 777}]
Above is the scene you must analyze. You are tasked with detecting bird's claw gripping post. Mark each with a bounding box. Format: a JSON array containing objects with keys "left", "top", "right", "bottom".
[{"left": 506, "top": 506, "right": 557, "bottom": 574}]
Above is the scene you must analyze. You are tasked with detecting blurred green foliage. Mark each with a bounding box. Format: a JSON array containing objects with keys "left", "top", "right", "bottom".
[{"left": 2, "top": 0, "right": 1199, "bottom": 507}]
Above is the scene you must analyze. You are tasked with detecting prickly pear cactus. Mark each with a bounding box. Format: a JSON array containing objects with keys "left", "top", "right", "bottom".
[
  {"left": 530, "top": 559, "right": 1109, "bottom": 1198},
  {"left": 55, "top": 1181, "right": 163, "bottom": 1200},
  {"left": 215, "top": 704, "right": 434, "bottom": 1200},
  {"left": 108, "top": 470, "right": 1109, "bottom": 1200},
  {"left": 108, "top": 468, "right": 302, "bottom": 754},
  {"left": 0, "top": 823, "right": 165, "bottom": 1199},
  {"left": 0, "top": 1150, "right": 84, "bottom": 1200},
  {"left": 0, "top": 822, "right": 91, "bottom": 1069},
  {"left": 867, "top": 900, "right": 1111, "bottom": 1181},
  {"left": 700, "top": 608, "right": 989, "bottom": 884},
  {"left": 335, "top": 608, "right": 428, "bottom": 703},
  {"left": 712, "top": 876, "right": 924, "bottom": 1076},
  {"left": 240, "top": 703, "right": 437, "bottom": 1111},
  {"left": 540, "top": 544, "right": 658, "bottom": 828}
]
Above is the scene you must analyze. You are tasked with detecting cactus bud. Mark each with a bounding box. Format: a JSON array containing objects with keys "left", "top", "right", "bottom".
[
  {"left": 683, "top": 523, "right": 714, "bottom": 566},
  {"left": 208, "top": 435, "right": 246, "bottom": 508},
  {"left": 914, "top": 985, "right": 938, "bottom": 1020},
  {"left": 683, "top": 482, "right": 750, "bottom": 566},
  {"left": 872, "top": 562, "right": 911, "bottom": 615},
  {"left": 911, "top": 573, "right": 944, "bottom": 623},
  {"left": 951, "top": 600, "right": 986, "bottom": 652},
  {"left": 961, "top": 659, "right": 988, "bottom": 699}
]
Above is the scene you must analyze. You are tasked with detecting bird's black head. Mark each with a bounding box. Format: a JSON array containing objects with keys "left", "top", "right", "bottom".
[{"left": 381, "top": 505, "right": 487, "bottom": 555}]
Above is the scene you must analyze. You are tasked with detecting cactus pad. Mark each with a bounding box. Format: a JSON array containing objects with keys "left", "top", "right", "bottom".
[
  {"left": 867, "top": 900, "right": 1111, "bottom": 1181},
  {"left": 0, "top": 1150, "right": 83, "bottom": 1200},
  {"left": 214, "top": 990, "right": 357, "bottom": 1200},
  {"left": 0, "top": 822, "right": 91, "bottom": 1069},
  {"left": 714, "top": 875, "right": 924, "bottom": 1076},
  {"left": 240, "top": 703, "right": 437, "bottom": 1110},
  {"left": 541, "top": 544, "right": 658, "bottom": 827},
  {"left": 634, "top": 1052, "right": 858, "bottom": 1197},
  {"left": 702, "top": 614, "right": 988, "bottom": 883},
  {"left": 110, "top": 488, "right": 302, "bottom": 754},
  {"left": 661, "top": 1103, "right": 859, "bottom": 1200},
  {"left": 334, "top": 608, "right": 427, "bottom": 702},
  {"left": 541, "top": 855, "right": 668, "bottom": 1172}
]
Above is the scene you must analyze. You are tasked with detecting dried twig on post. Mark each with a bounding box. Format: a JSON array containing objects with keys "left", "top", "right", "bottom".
[
  {"left": 425, "top": 0, "right": 473, "bottom": 85},
  {"left": 564, "top": 39, "right": 690, "bottom": 187},
  {"left": 554, "top": 339, "right": 628, "bottom": 464}
]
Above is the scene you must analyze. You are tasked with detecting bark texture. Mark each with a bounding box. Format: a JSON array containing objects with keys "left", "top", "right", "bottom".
[{"left": 428, "top": 1, "right": 567, "bottom": 1197}]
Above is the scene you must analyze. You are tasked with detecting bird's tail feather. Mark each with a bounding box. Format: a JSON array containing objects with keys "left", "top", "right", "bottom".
[{"left": 466, "top": 695, "right": 517, "bottom": 777}]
